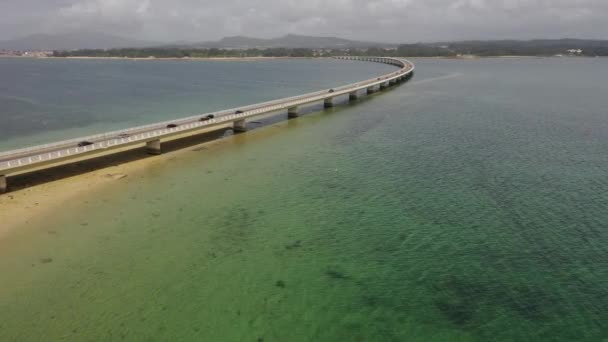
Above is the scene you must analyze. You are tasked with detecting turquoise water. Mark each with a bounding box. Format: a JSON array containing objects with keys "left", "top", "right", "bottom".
[{"left": 1, "top": 58, "right": 608, "bottom": 341}]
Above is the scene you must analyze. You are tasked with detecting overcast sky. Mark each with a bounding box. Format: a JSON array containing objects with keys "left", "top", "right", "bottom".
[{"left": 1, "top": 0, "right": 607, "bottom": 42}]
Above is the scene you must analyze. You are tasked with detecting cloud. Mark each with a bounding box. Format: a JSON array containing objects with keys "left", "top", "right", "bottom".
[
  {"left": 51, "top": 0, "right": 151, "bottom": 34},
  {"left": 1, "top": 0, "right": 607, "bottom": 42},
  {"left": 60, "top": 0, "right": 151, "bottom": 17}
]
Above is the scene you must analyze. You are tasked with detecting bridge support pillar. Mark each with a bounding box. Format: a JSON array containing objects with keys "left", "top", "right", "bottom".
[
  {"left": 288, "top": 106, "right": 299, "bottom": 118},
  {"left": 234, "top": 119, "right": 247, "bottom": 132},
  {"left": 324, "top": 97, "right": 334, "bottom": 108},
  {"left": 390, "top": 79, "right": 397, "bottom": 85},
  {"left": 367, "top": 86, "right": 376, "bottom": 95},
  {"left": 0, "top": 175, "right": 6, "bottom": 194},
  {"left": 146, "top": 139, "right": 161, "bottom": 155},
  {"left": 380, "top": 82, "right": 389, "bottom": 90},
  {"left": 349, "top": 91, "right": 358, "bottom": 101}
]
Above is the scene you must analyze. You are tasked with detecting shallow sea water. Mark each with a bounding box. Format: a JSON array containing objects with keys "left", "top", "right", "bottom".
[{"left": 0, "top": 58, "right": 607, "bottom": 341}]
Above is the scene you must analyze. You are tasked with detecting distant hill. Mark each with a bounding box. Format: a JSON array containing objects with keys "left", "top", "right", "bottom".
[
  {"left": 424, "top": 39, "right": 608, "bottom": 56},
  {"left": 7, "top": 31, "right": 608, "bottom": 57},
  {"left": 0, "top": 32, "right": 159, "bottom": 51},
  {"left": 186, "top": 34, "right": 396, "bottom": 49},
  {"left": 2, "top": 32, "right": 394, "bottom": 51}
]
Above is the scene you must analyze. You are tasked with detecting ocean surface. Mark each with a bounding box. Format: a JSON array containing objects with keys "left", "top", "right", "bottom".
[
  {"left": 0, "top": 58, "right": 394, "bottom": 151},
  {"left": 1, "top": 57, "right": 607, "bottom": 341}
]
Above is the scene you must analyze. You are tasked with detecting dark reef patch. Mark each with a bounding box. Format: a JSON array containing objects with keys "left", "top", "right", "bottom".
[
  {"left": 40, "top": 257, "right": 53, "bottom": 264},
  {"left": 435, "top": 298, "right": 475, "bottom": 326},
  {"left": 285, "top": 240, "right": 302, "bottom": 250},
  {"left": 325, "top": 268, "right": 349, "bottom": 280}
]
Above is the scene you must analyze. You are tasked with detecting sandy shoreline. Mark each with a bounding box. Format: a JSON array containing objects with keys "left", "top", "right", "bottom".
[
  {"left": 0, "top": 129, "right": 229, "bottom": 241},
  {"left": 0, "top": 154, "right": 143, "bottom": 240},
  {"left": 1, "top": 55, "right": 322, "bottom": 61}
]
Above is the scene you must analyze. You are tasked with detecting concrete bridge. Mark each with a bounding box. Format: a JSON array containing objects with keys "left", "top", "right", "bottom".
[{"left": 0, "top": 57, "right": 415, "bottom": 193}]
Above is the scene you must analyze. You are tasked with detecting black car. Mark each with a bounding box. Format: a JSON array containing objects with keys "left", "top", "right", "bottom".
[
  {"left": 235, "top": 110, "right": 244, "bottom": 114},
  {"left": 166, "top": 124, "right": 178, "bottom": 128},
  {"left": 207, "top": 114, "right": 215, "bottom": 119},
  {"left": 78, "top": 141, "right": 93, "bottom": 147},
  {"left": 200, "top": 117, "right": 210, "bottom": 121},
  {"left": 328, "top": 89, "right": 335, "bottom": 93}
]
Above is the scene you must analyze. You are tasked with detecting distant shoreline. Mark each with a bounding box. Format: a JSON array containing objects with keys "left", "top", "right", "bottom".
[
  {"left": 1, "top": 55, "right": 601, "bottom": 61},
  {"left": 62, "top": 56, "right": 312, "bottom": 61},
  {"left": 0, "top": 55, "right": 318, "bottom": 61}
]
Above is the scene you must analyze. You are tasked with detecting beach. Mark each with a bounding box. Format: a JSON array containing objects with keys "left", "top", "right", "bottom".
[{"left": 0, "top": 125, "right": 234, "bottom": 241}]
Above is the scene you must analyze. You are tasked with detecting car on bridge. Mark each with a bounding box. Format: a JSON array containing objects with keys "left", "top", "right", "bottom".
[
  {"left": 235, "top": 110, "right": 244, "bottom": 114},
  {"left": 200, "top": 114, "right": 215, "bottom": 121},
  {"left": 166, "top": 124, "right": 178, "bottom": 128},
  {"left": 78, "top": 141, "right": 93, "bottom": 147}
]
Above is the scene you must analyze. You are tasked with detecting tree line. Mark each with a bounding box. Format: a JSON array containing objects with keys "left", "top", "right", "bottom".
[{"left": 53, "top": 40, "right": 608, "bottom": 58}]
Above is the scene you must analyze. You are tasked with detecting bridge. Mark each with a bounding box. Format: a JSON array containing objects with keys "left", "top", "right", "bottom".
[{"left": 0, "top": 56, "right": 414, "bottom": 193}]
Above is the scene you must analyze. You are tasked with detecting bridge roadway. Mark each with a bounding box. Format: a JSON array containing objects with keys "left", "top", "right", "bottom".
[{"left": 0, "top": 56, "right": 414, "bottom": 193}]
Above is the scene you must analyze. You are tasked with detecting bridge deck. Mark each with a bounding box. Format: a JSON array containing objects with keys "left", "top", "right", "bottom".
[{"left": 0, "top": 57, "right": 414, "bottom": 187}]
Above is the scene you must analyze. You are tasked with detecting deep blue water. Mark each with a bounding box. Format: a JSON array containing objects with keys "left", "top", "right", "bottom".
[{"left": 0, "top": 58, "right": 393, "bottom": 151}]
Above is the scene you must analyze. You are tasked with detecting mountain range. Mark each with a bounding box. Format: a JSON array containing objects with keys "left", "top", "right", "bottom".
[
  {"left": 2, "top": 32, "right": 607, "bottom": 57},
  {"left": 0, "top": 32, "right": 394, "bottom": 51},
  {"left": 189, "top": 34, "right": 395, "bottom": 49}
]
